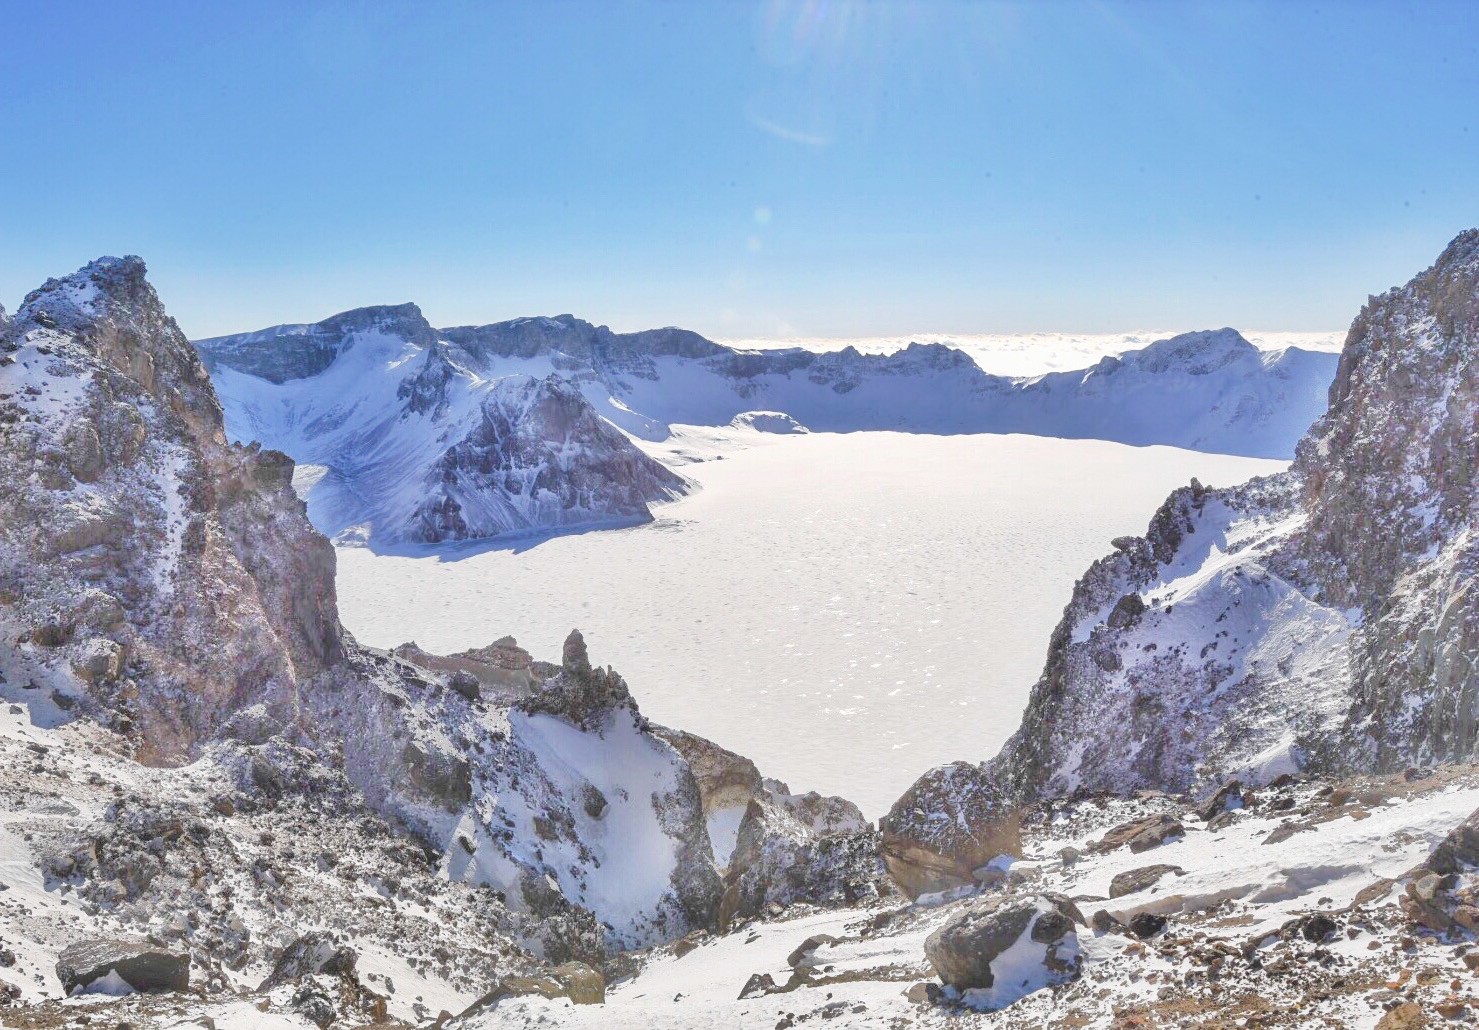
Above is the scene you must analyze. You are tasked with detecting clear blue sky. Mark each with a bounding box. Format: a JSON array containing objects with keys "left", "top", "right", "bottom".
[{"left": 1, "top": 1, "right": 1475, "bottom": 339}]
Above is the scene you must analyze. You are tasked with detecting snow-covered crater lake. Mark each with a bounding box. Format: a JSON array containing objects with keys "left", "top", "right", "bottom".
[{"left": 335, "top": 430, "right": 1285, "bottom": 817}]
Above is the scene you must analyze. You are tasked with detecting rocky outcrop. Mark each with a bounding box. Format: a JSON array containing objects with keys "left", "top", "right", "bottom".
[
  {"left": 880, "top": 762, "right": 1021, "bottom": 898},
  {"left": 411, "top": 374, "right": 684, "bottom": 543},
  {"left": 717, "top": 795, "right": 888, "bottom": 926},
  {"left": 0, "top": 256, "right": 342, "bottom": 762},
  {"left": 887, "top": 230, "right": 1479, "bottom": 894},
  {"left": 517, "top": 629, "right": 638, "bottom": 730},
  {"left": 56, "top": 939, "right": 189, "bottom": 995},
  {"left": 648, "top": 724, "right": 884, "bottom": 921}
]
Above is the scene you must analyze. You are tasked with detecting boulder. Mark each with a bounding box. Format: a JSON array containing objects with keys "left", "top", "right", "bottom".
[
  {"left": 1108, "top": 864, "right": 1185, "bottom": 899},
  {"left": 291, "top": 982, "right": 337, "bottom": 1028},
  {"left": 56, "top": 939, "right": 189, "bottom": 995},
  {"left": 72, "top": 637, "right": 125, "bottom": 686},
  {"left": 1096, "top": 813, "right": 1183, "bottom": 854},
  {"left": 923, "top": 896, "right": 1081, "bottom": 994},
  {"left": 1127, "top": 912, "right": 1167, "bottom": 939},
  {"left": 905, "top": 981, "right": 942, "bottom": 1005},
  {"left": 738, "top": 972, "right": 777, "bottom": 999},
  {"left": 880, "top": 762, "right": 1021, "bottom": 898},
  {"left": 786, "top": 934, "right": 837, "bottom": 969},
  {"left": 448, "top": 670, "right": 480, "bottom": 701},
  {"left": 1197, "top": 780, "right": 1243, "bottom": 822},
  {"left": 1106, "top": 593, "right": 1146, "bottom": 630}
]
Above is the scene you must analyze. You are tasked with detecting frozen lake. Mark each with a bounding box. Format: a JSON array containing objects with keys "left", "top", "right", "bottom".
[{"left": 334, "top": 430, "right": 1286, "bottom": 816}]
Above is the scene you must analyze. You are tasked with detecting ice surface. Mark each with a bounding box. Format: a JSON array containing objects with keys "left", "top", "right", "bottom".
[{"left": 334, "top": 430, "right": 1284, "bottom": 816}]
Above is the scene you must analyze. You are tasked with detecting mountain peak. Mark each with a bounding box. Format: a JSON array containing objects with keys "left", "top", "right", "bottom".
[
  {"left": 1130, "top": 327, "right": 1257, "bottom": 375},
  {"left": 14, "top": 255, "right": 223, "bottom": 445},
  {"left": 196, "top": 302, "right": 435, "bottom": 383},
  {"left": 18, "top": 255, "right": 154, "bottom": 332}
]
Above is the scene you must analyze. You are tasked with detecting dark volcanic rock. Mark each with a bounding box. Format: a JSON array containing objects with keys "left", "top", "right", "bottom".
[{"left": 56, "top": 939, "right": 189, "bottom": 994}]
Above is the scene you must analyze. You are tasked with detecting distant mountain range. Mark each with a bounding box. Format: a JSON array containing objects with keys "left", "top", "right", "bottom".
[{"left": 195, "top": 310, "right": 1338, "bottom": 545}]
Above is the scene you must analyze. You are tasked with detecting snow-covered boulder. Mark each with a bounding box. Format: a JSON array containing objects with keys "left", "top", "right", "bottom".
[
  {"left": 924, "top": 895, "right": 1082, "bottom": 1004},
  {"left": 879, "top": 761, "right": 1021, "bottom": 898}
]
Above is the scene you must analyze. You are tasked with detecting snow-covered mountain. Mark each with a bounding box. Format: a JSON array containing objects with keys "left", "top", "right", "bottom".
[
  {"left": 196, "top": 308, "right": 685, "bottom": 545},
  {"left": 428, "top": 315, "right": 1335, "bottom": 457},
  {"left": 197, "top": 311, "right": 1336, "bottom": 546},
  {"left": 0, "top": 257, "right": 884, "bottom": 1016},
  {"left": 9, "top": 248, "right": 1479, "bottom": 1028},
  {"left": 882, "top": 229, "right": 1479, "bottom": 898}
]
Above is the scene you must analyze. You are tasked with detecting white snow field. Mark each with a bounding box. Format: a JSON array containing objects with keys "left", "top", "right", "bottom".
[{"left": 334, "top": 429, "right": 1285, "bottom": 816}]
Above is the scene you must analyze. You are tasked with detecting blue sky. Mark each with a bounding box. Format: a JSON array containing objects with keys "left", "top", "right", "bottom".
[{"left": 1, "top": 1, "right": 1475, "bottom": 339}]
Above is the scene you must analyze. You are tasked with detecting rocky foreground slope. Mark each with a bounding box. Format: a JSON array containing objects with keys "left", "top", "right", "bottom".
[
  {"left": 197, "top": 308, "right": 1336, "bottom": 547},
  {"left": 0, "top": 258, "right": 883, "bottom": 1023}
]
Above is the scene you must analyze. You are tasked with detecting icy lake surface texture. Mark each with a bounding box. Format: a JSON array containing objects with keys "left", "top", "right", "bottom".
[{"left": 336, "top": 430, "right": 1286, "bottom": 816}]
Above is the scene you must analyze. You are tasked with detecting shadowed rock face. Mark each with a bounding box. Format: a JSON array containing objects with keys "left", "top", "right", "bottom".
[
  {"left": 412, "top": 375, "right": 686, "bottom": 544},
  {"left": 56, "top": 939, "right": 190, "bottom": 994},
  {"left": 884, "top": 229, "right": 1479, "bottom": 891},
  {"left": 196, "top": 303, "right": 436, "bottom": 384},
  {"left": 1295, "top": 230, "right": 1479, "bottom": 769}
]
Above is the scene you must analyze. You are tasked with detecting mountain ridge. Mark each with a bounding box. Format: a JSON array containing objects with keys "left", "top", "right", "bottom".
[{"left": 197, "top": 310, "right": 1338, "bottom": 461}]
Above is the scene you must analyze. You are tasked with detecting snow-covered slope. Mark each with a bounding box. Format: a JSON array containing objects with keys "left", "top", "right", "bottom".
[
  {"left": 883, "top": 229, "right": 1479, "bottom": 896},
  {"left": 199, "top": 315, "right": 1336, "bottom": 544},
  {"left": 197, "top": 310, "right": 685, "bottom": 545}
]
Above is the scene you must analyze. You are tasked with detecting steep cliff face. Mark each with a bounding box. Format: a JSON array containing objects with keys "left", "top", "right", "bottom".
[
  {"left": 1297, "top": 230, "right": 1479, "bottom": 770},
  {"left": 883, "top": 230, "right": 1479, "bottom": 895},
  {"left": 0, "top": 257, "right": 342, "bottom": 763}
]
